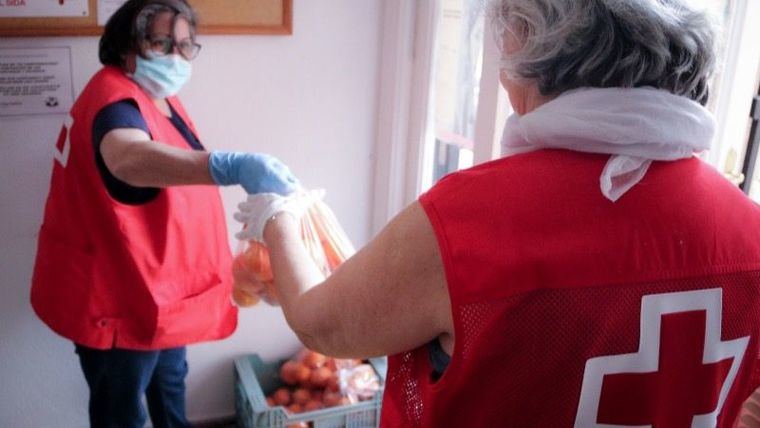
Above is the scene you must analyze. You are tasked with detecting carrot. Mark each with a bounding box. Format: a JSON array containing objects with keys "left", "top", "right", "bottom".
[{"left": 233, "top": 191, "right": 356, "bottom": 307}]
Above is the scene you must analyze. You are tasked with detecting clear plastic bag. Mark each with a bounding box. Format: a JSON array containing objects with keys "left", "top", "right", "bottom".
[{"left": 232, "top": 190, "right": 355, "bottom": 307}]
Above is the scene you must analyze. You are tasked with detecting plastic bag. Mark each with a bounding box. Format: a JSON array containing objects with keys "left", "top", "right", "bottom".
[
  {"left": 232, "top": 190, "right": 355, "bottom": 307},
  {"left": 339, "top": 363, "right": 381, "bottom": 403}
]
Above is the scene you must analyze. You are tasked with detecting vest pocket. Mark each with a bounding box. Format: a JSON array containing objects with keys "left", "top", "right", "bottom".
[
  {"left": 151, "top": 275, "right": 236, "bottom": 345},
  {"left": 31, "top": 226, "right": 96, "bottom": 337}
]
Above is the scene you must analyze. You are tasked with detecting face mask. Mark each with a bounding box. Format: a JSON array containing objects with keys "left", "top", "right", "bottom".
[{"left": 131, "top": 52, "right": 192, "bottom": 99}]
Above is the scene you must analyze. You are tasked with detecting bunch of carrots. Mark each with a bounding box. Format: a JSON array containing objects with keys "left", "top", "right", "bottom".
[{"left": 232, "top": 194, "right": 355, "bottom": 307}]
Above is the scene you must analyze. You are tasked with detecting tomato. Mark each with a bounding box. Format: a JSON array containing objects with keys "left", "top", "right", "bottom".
[
  {"left": 272, "top": 387, "right": 291, "bottom": 406},
  {"left": 326, "top": 375, "right": 340, "bottom": 393},
  {"left": 242, "top": 240, "right": 274, "bottom": 283},
  {"left": 232, "top": 286, "right": 259, "bottom": 307},
  {"left": 309, "top": 367, "right": 333, "bottom": 389},
  {"left": 299, "top": 350, "right": 328, "bottom": 369},
  {"left": 292, "top": 388, "right": 311, "bottom": 405},
  {"left": 322, "top": 391, "right": 343, "bottom": 407},
  {"left": 279, "top": 361, "right": 299, "bottom": 385},
  {"left": 286, "top": 403, "right": 303, "bottom": 414},
  {"left": 304, "top": 399, "right": 324, "bottom": 412}
]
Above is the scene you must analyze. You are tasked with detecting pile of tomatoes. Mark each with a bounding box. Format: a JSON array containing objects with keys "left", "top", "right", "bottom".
[{"left": 266, "top": 350, "right": 360, "bottom": 414}]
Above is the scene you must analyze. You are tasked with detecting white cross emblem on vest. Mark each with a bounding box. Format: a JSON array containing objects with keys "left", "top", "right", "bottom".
[{"left": 575, "top": 288, "right": 749, "bottom": 427}]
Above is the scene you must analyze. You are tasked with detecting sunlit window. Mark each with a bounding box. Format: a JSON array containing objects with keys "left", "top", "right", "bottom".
[{"left": 423, "top": 0, "right": 485, "bottom": 190}]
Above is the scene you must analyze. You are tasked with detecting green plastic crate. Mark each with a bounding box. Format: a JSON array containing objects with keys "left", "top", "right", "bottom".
[{"left": 234, "top": 354, "right": 387, "bottom": 428}]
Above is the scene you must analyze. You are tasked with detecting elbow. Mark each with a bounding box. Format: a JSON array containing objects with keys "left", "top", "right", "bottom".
[
  {"left": 283, "top": 307, "right": 339, "bottom": 356},
  {"left": 108, "top": 160, "right": 140, "bottom": 185},
  {"left": 101, "top": 141, "right": 149, "bottom": 187},
  {"left": 284, "top": 309, "right": 323, "bottom": 351},
  {"left": 293, "top": 329, "right": 325, "bottom": 355},
  {"left": 104, "top": 154, "right": 149, "bottom": 187}
]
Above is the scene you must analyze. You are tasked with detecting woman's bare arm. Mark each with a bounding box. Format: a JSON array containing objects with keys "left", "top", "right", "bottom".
[
  {"left": 99, "top": 127, "right": 214, "bottom": 188},
  {"left": 263, "top": 201, "right": 453, "bottom": 359}
]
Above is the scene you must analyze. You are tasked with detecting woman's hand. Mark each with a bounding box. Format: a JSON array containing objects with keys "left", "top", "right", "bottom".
[
  {"left": 233, "top": 190, "right": 322, "bottom": 242},
  {"left": 208, "top": 151, "right": 300, "bottom": 195}
]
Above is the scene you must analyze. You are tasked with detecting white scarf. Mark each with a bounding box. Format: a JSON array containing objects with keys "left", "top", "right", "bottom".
[{"left": 500, "top": 87, "right": 716, "bottom": 201}]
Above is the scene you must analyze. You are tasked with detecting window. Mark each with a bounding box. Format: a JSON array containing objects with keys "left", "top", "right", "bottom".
[
  {"left": 426, "top": 0, "right": 484, "bottom": 187},
  {"left": 421, "top": 0, "right": 512, "bottom": 193},
  {"left": 371, "top": 0, "right": 508, "bottom": 229},
  {"left": 707, "top": 0, "right": 760, "bottom": 190},
  {"left": 741, "top": 68, "right": 760, "bottom": 200},
  {"left": 372, "top": 0, "right": 760, "bottom": 230}
]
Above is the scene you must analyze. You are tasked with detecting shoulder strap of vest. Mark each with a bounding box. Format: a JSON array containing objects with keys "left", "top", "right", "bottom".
[
  {"left": 71, "top": 67, "right": 146, "bottom": 121},
  {"left": 166, "top": 96, "right": 199, "bottom": 137}
]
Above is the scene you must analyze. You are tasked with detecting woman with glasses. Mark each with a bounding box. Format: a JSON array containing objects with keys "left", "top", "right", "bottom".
[{"left": 30, "top": 1, "right": 299, "bottom": 426}]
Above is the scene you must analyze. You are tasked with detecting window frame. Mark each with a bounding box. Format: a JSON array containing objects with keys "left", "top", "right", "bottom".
[{"left": 372, "top": 0, "right": 505, "bottom": 232}]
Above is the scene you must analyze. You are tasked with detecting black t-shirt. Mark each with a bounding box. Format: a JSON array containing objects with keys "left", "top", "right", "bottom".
[{"left": 92, "top": 100, "right": 204, "bottom": 204}]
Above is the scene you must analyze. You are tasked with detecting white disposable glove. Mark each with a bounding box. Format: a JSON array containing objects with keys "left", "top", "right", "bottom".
[{"left": 233, "top": 189, "right": 323, "bottom": 242}]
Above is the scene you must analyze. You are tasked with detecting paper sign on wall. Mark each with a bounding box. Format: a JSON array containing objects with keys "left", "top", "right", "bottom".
[
  {"left": 97, "top": 0, "right": 127, "bottom": 25},
  {"left": 0, "top": 0, "right": 89, "bottom": 17},
  {"left": 0, "top": 47, "right": 75, "bottom": 117}
]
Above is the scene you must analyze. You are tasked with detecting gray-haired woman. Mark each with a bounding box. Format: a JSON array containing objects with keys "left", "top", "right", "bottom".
[{"left": 235, "top": 0, "right": 760, "bottom": 426}]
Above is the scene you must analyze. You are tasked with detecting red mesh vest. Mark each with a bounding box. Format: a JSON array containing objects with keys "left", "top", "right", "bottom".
[
  {"left": 381, "top": 150, "right": 760, "bottom": 427},
  {"left": 31, "top": 66, "right": 237, "bottom": 350}
]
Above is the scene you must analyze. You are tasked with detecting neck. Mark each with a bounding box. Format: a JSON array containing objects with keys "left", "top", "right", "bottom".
[{"left": 518, "top": 91, "right": 554, "bottom": 115}]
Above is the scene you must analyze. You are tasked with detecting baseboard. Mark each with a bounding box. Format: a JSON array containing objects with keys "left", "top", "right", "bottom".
[{"left": 192, "top": 414, "right": 236, "bottom": 428}]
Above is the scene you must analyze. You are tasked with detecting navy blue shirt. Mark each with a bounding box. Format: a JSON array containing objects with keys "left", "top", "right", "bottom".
[
  {"left": 429, "top": 339, "right": 451, "bottom": 380},
  {"left": 92, "top": 100, "right": 204, "bottom": 205}
]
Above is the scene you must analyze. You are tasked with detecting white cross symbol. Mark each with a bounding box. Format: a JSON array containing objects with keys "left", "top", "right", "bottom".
[{"left": 575, "top": 288, "right": 749, "bottom": 427}]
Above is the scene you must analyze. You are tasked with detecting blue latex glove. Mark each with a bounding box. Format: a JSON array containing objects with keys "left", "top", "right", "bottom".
[{"left": 208, "top": 151, "right": 300, "bottom": 195}]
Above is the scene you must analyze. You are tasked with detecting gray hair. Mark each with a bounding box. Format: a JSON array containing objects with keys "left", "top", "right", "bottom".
[
  {"left": 134, "top": 2, "right": 197, "bottom": 42},
  {"left": 489, "top": 0, "right": 720, "bottom": 105}
]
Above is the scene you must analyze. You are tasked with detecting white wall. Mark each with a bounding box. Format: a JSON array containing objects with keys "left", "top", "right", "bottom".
[{"left": 0, "top": 0, "right": 382, "bottom": 426}]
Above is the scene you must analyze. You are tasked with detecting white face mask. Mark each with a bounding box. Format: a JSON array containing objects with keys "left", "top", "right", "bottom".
[{"left": 131, "top": 52, "right": 192, "bottom": 99}]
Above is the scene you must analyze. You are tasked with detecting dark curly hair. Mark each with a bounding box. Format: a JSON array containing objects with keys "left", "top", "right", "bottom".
[{"left": 99, "top": 0, "right": 198, "bottom": 68}]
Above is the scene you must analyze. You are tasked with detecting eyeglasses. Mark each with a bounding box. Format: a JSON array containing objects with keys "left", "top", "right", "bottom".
[{"left": 145, "top": 36, "right": 202, "bottom": 61}]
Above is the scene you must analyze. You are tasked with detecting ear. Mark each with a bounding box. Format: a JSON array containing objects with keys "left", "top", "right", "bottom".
[{"left": 503, "top": 26, "right": 526, "bottom": 55}]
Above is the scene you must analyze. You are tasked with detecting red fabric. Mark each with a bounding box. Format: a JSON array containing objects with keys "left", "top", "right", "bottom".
[
  {"left": 382, "top": 150, "right": 760, "bottom": 427},
  {"left": 31, "top": 66, "right": 237, "bottom": 350}
]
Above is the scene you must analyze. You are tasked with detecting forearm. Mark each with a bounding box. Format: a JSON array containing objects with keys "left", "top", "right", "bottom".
[
  {"left": 102, "top": 126, "right": 298, "bottom": 193},
  {"left": 264, "top": 214, "right": 335, "bottom": 350},
  {"left": 108, "top": 139, "right": 215, "bottom": 188}
]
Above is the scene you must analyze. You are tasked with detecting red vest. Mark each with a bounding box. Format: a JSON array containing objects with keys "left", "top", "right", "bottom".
[
  {"left": 382, "top": 150, "right": 760, "bottom": 427},
  {"left": 31, "top": 66, "right": 237, "bottom": 350}
]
